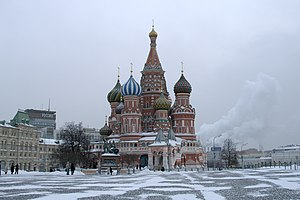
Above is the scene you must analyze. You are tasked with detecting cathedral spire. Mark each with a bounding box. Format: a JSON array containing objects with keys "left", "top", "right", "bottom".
[{"left": 144, "top": 24, "right": 161, "bottom": 70}]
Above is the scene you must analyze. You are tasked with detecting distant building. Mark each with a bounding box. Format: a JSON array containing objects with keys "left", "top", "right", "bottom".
[
  {"left": 237, "top": 148, "right": 271, "bottom": 168},
  {"left": 83, "top": 128, "right": 101, "bottom": 142},
  {"left": 38, "top": 138, "right": 60, "bottom": 172},
  {"left": 206, "top": 147, "right": 222, "bottom": 168},
  {"left": 0, "top": 122, "right": 39, "bottom": 172},
  {"left": 1, "top": 110, "right": 59, "bottom": 172},
  {"left": 272, "top": 145, "right": 300, "bottom": 164},
  {"left": 10, "top": 110, "right": 30, "bottom": 126},
  {"left": 25, "top": 109, "right": 56, "bottom": 139}
]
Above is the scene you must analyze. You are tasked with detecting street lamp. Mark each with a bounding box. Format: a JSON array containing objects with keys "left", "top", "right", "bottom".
[
  {"left": 241, "top": 143, "right": 248, "bottom": 168},
  {"left": 213, "top": 134, "right": 221, "bottom": 170},
  {"left": 166, "top": 138, "right": 171, "bottom": 172}
]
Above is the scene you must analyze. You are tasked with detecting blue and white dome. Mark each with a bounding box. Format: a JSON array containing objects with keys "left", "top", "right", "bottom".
[{"left": 121, "top": 75, "right": 142, "bottom": 96}]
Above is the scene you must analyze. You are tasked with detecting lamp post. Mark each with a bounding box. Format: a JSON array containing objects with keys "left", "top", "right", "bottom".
[
  {"left": 167, "top": 138, "right": 171, "bottom": 172},
  {"left": 241, "top": 143, "right": 248, "bottom": 169}
]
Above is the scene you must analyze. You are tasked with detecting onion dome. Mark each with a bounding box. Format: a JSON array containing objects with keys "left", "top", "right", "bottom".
[
  {"left": 115, "top": 100, "right": 124, "bottom": 114},
  {"left": 174, "top": 73, "right": 192, "bottom": 94},
  {"left": 154, "top": 92, "right": 171, "bottom": 110},
  {"left": 107, "top": 80, "right": 122, "bottom": 103},
  {"left": 99, "top": 122, "right": 112, "bottom": 137},
  {"left": 149, "top": 26, "right": 158, "bottom": 38},
  {"left": 121, "top": 75, "right": 142, "bottom": 96}
]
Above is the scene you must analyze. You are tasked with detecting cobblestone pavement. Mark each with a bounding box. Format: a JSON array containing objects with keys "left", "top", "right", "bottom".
[{"left": 0, "top": 168, "right": 299, "bottom": 200}]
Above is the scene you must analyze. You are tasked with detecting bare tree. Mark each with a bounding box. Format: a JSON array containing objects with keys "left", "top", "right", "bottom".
[
  {"left": 53, "top": 122, "right": 90, "bottom": 167},
  {"left": 221, "top": 138, "right": 238, "bottom": 168}
]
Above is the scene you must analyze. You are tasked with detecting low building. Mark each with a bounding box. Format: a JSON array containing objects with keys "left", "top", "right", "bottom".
[
  {"left": 83, "top": 128, "right": 101, "bottom": 142},
  {"left": 38, "top": 138, "right": 60, "bottom": 172},
  {"left": 272, "top": 145, "right": 300, "bottom": 164},
  {"left": 206, "top": 147, "right": 222, "bottom": 168},
  {"left": 0, "top": 121, "right": 39, "bottom": 172}
]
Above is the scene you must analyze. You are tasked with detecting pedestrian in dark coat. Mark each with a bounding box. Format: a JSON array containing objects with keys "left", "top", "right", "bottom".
[
  {"left": 70, "top": 163, "right": 75, "bottom": 175},
  {"left": 15, "top": 164, "right": 19, "bottom": 174},
  {"left": 66, "top": 162, "right": 70, "bottom": 175},
  {"left": 110, "top": 167, "right": 113, "bottom": 175},
  {"left": 10, "top": 163, "right": 14, "bottom": 174}
]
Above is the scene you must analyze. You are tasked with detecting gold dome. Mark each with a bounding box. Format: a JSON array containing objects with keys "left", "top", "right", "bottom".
[{"left": 149, "top": 26, "right": 158, "bottom": 37}]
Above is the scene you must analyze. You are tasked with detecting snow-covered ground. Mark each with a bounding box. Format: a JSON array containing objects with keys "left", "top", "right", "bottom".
[{"left": 0, "top": 167, "right": 299, "bottom": 200}]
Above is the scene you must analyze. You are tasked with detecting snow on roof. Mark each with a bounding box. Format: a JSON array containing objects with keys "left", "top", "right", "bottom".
[
  {"left": 0, "top": 123, "right": 17, "bottom": 129},
  {"left": 121, "top": 140, "right": 139, "bottom": 143},
  {"left": 39, "top": 138, "right": 61, "bottom": 145},
  {"left": 149, "top": 141, "right": 167, "bottom": 147},
  {"left": 141, "top": 132, "right": 157, "bottom": 136},
  {"left": 19, "top": 123, "right": 35, "bottom": 127},
  {"left": 108, "top": 139, "right": 120, "bottom": 142},
  {"left": 139, "top": 137, "right": 156, "bottom": 141},
  {"left": 102, "top": 153, "right": 120, "bottom": 157},
  {"left": 273, "top": 145, "right": 300, "bottom": 151},
  {"left": 259, "top": 157, "right": 272, "bottom": 160},
  {"left": 168, "top": 140, "right": 181, "bottom": 147},
  {"left": 89, "top": 149, "right": 102, "bottom": 153}
]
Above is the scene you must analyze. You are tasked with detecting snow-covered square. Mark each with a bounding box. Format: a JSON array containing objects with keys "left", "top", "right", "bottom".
[{"left": 0, "top": 167, "right": 299, "bottom": 200}]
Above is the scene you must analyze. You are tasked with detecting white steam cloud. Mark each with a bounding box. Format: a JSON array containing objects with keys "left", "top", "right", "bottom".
[{"left": 199, "top": 73, "right": 281, "bottom": 148}]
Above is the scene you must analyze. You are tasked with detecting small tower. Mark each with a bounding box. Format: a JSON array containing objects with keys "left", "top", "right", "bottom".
[
  {"left": 153, "top": 89, "right": 171, "bottom": 132},
  {"left": 120, "top": 67, "right": 142, "bottom": 133},
  {"left": 171, "top": 65, "right": 196, "bottom": 139},
  {"left": 107, "top": 70, "right": 122, "bottom": 133},
  {"left": 99, "top": 117, "right": 113, "bottom": 141}
]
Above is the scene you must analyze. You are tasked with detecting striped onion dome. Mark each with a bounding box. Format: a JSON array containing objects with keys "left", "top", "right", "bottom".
[
  {"left": 174, "top": 74, "right": 192, "bottom": 94},
  {"left": 107, "top": 80, "right": 122, "bottom": 103},
  {"left": 99, "top": 122, "right": 112, "bottom": 136},
  {"left": 121, "top": 75, "right": 142, "bottom": 96},
  {"left": 154, "top": 92, "right": 171, "bottom": 110},
  {"left": 116, "top": 101, "right": 124, "bottom": 114}
]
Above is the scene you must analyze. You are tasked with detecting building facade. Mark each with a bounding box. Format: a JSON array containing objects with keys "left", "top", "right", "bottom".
[
  {"left": 25, "top": 109, "right": 56, "bottom": 139},
  {"left": 0, "top": 122, "right": 40, "bottom": 172},
  {"left": 272, "top": 145, "right": 300, "bottom": 164},
  {"left": 100, "top": 26, "right": 204, "bottom": 170}
]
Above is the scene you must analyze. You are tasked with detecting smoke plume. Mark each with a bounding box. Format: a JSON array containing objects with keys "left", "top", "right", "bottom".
[{"left": 199, "top": 73, "right": 281, "bottom": 148}]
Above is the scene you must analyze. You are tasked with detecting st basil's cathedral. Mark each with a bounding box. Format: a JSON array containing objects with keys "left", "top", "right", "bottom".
[{"left": 99, "top": 26, "right": 204, "bottom": 170}]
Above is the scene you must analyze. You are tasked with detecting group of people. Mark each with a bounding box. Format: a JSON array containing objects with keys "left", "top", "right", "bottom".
[
  {"left": 0, "top": 161, "right": 19, "bottom": 175},
  {"left": 10, "top": 163, "right": 19, "bottom": 174},
  {"left": 65, "top": 162, "right": 75, "bottom": 175}
]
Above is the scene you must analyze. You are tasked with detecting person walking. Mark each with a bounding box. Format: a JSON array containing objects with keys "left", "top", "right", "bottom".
[
  {"left": 10, "top": 163, "right": 14, "bottom": 174},
  {"left": 66, "top": 162, "right": 70, "bottom": 175},
  {"left": 70, "top": 163, "right": 75, "bottom": 175},
  {"left": 109, "top": 167, "right": 113, "bottom": 175},
  {"left": 15, "top": 164, "right": 19, "bottom": 174},
  {"left": 0, "top": 161, "right": 2, "bottom": 176}
]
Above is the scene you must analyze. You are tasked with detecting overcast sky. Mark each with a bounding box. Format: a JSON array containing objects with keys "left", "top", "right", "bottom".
[{"left": 1, "top": 0, "right": 299, "bottom": 149}]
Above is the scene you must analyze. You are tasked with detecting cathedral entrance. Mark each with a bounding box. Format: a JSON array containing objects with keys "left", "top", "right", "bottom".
[{"left": 140, "top": 155, "right": 148, "bottom": 168}]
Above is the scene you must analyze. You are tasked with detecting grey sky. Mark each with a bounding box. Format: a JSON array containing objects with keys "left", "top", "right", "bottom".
[{"left": 0, "top": 0, "right": 299, "bottom": 149}]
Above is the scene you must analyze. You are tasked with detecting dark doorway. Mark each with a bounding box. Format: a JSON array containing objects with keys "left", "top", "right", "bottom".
[{"left": 140, "top": 155, "right": 148, "bottom": 168}]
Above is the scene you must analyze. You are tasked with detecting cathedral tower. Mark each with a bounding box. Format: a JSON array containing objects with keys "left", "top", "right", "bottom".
[
  {"left": 107, "top": 72, "right": 122, "bottom": 134},
  {"left": 171, "top": 68, "right": 196, "bottom": 140},
  {"left": 140, "top": 26, "right": 169, "bottom": 132},
  {"left": 153, "top": 91, "right": 171, "bottom": 132},
  {"left": 120, "top": 70, "right": 142, "bottom": 133}
]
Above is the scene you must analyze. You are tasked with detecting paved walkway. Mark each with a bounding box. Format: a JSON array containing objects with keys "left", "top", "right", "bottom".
[{"left": 0, "top": 168, "right": 299, "bottom": 200}]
